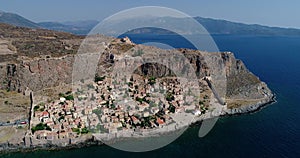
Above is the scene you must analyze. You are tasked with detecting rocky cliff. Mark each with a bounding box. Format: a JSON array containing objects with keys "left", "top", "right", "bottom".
[
  {"left": 0, "top": 22, "right": 275, "bottom": 153},
  {"left": 0, "top": 22, "right": 274, "bottom": 105}
]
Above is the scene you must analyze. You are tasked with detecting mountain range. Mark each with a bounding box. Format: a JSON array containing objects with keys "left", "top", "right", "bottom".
[
  {"left": 1, "top": 10, "right": 300, "bottom": 36},
  {"left": 0, "top": 10, "right": 40, "bottom": 28}
]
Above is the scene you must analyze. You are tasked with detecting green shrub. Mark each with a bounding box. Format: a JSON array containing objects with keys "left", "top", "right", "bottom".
[
  {"left": 101, "top": 94, "right": 105, "bottom": 100},
  {"left": 168, "top": 105, "right": 176, "bottom": 113},
  {"left": 95, "top": 75, "right": 106, "bottom": 82},
  {"left": 72, "top": 128, "right": 80, "bottom": 134},
  {"left": 166, "top": 93, "right": 175, "bottom": 102},
  {"left": 148, "top": 76, "right": 156, "bottom": 85},
  {"left": 199, "top": 100, "right": 204, "bottom": 105},
  {"left": 31, "top": 123, "right": 51, "bottom": 133},
  {"left": 81, "top": 127, "right": 89, "bottom": 134},
  {"left": 59, "top": 93, "right": 65, "bottom": 97},
  {"left": 65, "top": 95, "right": 74, "bottom": 101},
  {"left": 87, "top": 84, "right": 95, "bottom": 89},
  {"left": 58, "top": 116, "right": 65, "bottom": 122},
  {"left": 34, "top": 105, "right": 40, "bottom": 111},
  {"left": 136, "top": 97, "right": 143, "bottom": 103}
]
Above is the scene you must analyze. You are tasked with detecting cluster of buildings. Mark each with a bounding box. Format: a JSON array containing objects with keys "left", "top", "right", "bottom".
[
  {"left": 31, "top": 95, "right": 97, "bottom": 140},
  {"left": 30, "top": 74, "right": 211, "bottom": 139},
  {"left": 93, "top": 74, "right": 209, "bottom": 133}
]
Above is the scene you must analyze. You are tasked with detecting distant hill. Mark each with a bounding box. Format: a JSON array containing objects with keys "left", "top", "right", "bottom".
[
  {"left": 43, "top": 17, "right": 300, "bottom": 36},
  {"left": 0, "top": 11, "right": 40, "bottom": 28},
  {"left": 38, "top": 20, "right": 98, "bottom": 35},
  {"left": 60, "top": 20, "right": 98, "bottom": 29},
  {"left": 108, "top": 16, "right": 300, "bottom": 36},
  {"left": 38, "top": 22, "right": 85, "bottom": 35},
  {"left": 195, "top": 17, "right": 300, "bottom": 36},
  {"left": 1, "top": 10, "right": 300, "bottom": 36}
]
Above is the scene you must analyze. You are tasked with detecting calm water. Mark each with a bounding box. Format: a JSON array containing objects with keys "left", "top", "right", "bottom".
[{"left": 2, "top": 35, "right": 300, "bottom": 158}]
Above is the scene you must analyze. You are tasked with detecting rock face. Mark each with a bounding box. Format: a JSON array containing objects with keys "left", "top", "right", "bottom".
[
  {"left": 0, "top": 57, "right": 74, "bottom": 92},
  {"left": 0, "top": 22, "right": 81, "bottom": 93},
  {"left": 0, "top": 23, "right": 273, "bottom": 103},
  {"left": 0, "top": 22, "right": 275, "bottom": 154},
  {"left": 19, "top": 56, "right": 74, "bottom": 92}
]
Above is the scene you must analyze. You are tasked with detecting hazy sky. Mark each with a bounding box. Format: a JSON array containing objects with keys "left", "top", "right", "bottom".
[{"left": 1, "top": 0, "right": 300, "bottom": 28}]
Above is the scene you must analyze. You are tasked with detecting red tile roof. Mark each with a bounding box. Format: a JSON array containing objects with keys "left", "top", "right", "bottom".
[
  {"left": 156, "top": 118, "right": 165, "bottom": 125},
  {"left": 131, "top": 116, "right": 138, "bottom": 122},
  {"left": 42, "top": 111, "right": 49, "bottom": 117}
]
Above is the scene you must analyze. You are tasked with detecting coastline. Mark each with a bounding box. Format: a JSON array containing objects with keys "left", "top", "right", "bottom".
[{"left": 0, "top": 92, "right": 276, "bottom": 154}]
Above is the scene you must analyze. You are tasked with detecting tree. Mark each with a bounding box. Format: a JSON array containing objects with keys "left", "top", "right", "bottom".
[
  {"left": 72, "top": 128, "right": 80, "bottom": 134},
  {"left": 65, "top": 95, "right": 74, "bottom": 101},
  {"left": 59, "top": 93, "right": 65, "bottom": 97},
  {"left": 148, "top": 76, "right": 156, "bottom": 85},
  {"left": 166, "top": 93, "right": 175, "bottom": 102},
  {"left": 168, "top": 105, "right": 176, "bottom": 113},
  {"left": 81, "top": 127, "right": 89, "bottom": 134},
  {"left": 34, "top": 105, "right": 40, "bottom": 111},
  {"left": 135, "top": 97, "right": 143, "bottom": 103},
  {"left": 95, "top": 75, "right": 106, "bottom": 82},
  {"left": 31, "top": 123, "right": 51, "bottom": 133}
]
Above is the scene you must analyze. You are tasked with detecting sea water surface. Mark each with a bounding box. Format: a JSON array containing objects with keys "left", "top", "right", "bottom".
[{"left": 2, "top": 35, "right": 300, "bottom": 158}]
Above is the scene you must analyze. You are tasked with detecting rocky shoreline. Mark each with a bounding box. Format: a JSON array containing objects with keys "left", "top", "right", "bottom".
[
  {"left": 0, "top": 92, "right": 276, "bottom": 154},
  {"left": 0, "top": 135, "right": 103, "bottom": 154},
  {"left": 222, "top": 93, "right": 276, "bottom": 116},
  {"left": 0, "top": 23, "right": 276, "bottom": 154}
]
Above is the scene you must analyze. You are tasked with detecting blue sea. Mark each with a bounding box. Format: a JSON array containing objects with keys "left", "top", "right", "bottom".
[{"left": 2, "top": 34, "right": 300, "bottom": 158}]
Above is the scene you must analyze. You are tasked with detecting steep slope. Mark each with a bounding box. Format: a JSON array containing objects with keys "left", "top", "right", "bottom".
[
  {"left": 0, "top": 23, "right": 275, "bottom": 152},
  {"left": 0, "top": 23, "right": 273, "bottom": 103},
  {"left": 0, "top": 11, "right": 39, "bottom": 28}
]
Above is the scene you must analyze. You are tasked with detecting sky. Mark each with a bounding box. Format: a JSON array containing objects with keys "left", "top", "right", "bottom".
[{"left": 1, "top": 0, "right": 300, "bottom": 28}]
